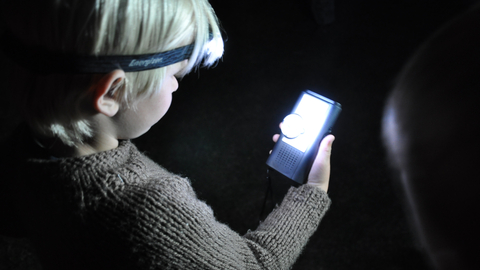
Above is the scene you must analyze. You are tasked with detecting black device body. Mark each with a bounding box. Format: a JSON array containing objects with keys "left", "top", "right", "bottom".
[{"left": 266, "top": 90, "right": 341, "bottom": 184}]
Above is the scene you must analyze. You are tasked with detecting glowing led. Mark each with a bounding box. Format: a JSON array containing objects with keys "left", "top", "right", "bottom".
[
  {"left": 205, "top": 35, "right": 224, "bottom": 59},
  {"left": 282, "top": 114, "right": 305, "bottom": 139},
  {"left": 282, "top": 94, "right": 330, "bottom": 152}
]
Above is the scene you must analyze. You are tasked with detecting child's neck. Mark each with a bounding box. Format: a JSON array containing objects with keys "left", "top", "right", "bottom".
[{"left": 34, "top": 134, "right": 119, "bottom": 158}]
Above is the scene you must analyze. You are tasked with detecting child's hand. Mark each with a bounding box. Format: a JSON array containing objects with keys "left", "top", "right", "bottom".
[
  {"left": 306, "top": 134, "right": 334, "bottom": 192},
  {"left": 271, "top": 125, "right": 335, "bottom": 192}
]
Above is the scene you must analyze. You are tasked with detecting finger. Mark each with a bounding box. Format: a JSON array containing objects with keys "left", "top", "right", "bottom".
[
  {"left": 307, "top": 134, "right": 335, "bottom": 189},
  {"left": 313, "top": 135, "right": 335, "bottom": 167},
  {"left": 318, "top": 134, "right": 335, "bottom": 157},
  {"left": 272, "top": 134, "right": 280, "bottom": 142},
  {"left": 312, "top": 134, "right": 335, "bottom": 171}
]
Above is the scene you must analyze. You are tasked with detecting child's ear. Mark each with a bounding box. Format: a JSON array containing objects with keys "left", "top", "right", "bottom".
[{"left": 92, "top": 69, "right": 125, "bottom": 117}]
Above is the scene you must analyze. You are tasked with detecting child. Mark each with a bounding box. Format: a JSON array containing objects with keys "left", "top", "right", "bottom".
[{"left": 1, "top": 0, "right": 334, "bottom": 269}]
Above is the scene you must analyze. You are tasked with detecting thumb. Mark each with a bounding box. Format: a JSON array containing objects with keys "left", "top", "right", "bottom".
[
  {"left": 307, "top": 134, "right": 335, "bottom": 190},
  {"left": 316, "top": 134, "right": 335, "bottom": 161}
]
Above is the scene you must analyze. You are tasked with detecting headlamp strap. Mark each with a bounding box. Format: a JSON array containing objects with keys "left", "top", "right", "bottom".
[{"left": 0, "top": 30, "right": 194, "bottom": 74}]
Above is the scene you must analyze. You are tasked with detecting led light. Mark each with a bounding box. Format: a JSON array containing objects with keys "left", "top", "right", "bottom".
[
  {"left": 282, "top": 114, "right": 305, "bottom": 139},
  {"left": 205, "top": 34, "right": 224, "bottom": 59},
  {"left": 282, "top": 94, "right": 330, "bottom": 152}
]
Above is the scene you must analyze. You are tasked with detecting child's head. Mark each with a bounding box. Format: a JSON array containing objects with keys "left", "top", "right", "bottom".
[
  {"left": 382, "top": 3, "right": 480, "bottom": 269},
  {"left": 2, "top": 0, "right": 223, "bottom": 146}
]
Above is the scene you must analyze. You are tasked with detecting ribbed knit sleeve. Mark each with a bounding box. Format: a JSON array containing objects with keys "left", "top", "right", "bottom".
[
  {"left": 90, "top": 179, "right": 330, "bottom": 270},
  {"left": 28, "top": 141, "right": 331, "bottom": 270},
  {"left": 243, "top": 185, "right": 330, "bottom": 268}
]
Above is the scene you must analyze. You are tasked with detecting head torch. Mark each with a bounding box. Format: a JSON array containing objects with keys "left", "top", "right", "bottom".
[{"left": 0, "top": 30, "right": 214, "bottom": 74}]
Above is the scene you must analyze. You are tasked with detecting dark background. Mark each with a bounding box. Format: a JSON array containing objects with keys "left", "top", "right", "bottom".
[{"left": 1, "top": 0, "right": 478, "bottom": 269}]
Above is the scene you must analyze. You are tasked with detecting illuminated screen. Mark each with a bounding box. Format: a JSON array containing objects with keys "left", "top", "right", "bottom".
[{"left": 281, "top": 94, "right": 330, "bottom": 152}]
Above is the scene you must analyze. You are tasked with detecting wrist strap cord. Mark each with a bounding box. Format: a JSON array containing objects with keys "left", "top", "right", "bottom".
[{"left": 259, "top": 169, "right": 275, "bottom": 223}]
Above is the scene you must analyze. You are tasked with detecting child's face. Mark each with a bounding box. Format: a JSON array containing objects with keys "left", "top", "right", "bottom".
[{"left": 113, "top": 60, "right": 188, "bottom": 139}]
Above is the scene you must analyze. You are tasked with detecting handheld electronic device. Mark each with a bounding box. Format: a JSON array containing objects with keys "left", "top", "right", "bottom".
[{"left": 266, "top": 90, "right": 341, "bottom": 184}]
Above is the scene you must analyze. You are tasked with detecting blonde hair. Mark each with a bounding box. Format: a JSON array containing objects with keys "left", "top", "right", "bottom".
[{"left": 3, "top": 0, "right": 223, "bottom": 146}]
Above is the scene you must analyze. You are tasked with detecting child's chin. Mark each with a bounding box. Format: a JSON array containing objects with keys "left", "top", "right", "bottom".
[
  {"left": 138, "top": 127, "right": 154, "bottom": 137},
  {"left": 120, "top": 128, "right": 151, "bottom": 140}
]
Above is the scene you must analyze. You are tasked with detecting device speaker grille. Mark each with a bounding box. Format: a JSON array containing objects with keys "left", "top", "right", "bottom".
[{"left": 273, "top": 142, "right": 302, "bottom": 175}]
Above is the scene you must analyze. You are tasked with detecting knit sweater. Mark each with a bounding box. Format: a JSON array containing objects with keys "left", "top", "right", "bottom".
[{"left": 2, "top": 126, "right": 331, "bottom": 270}]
